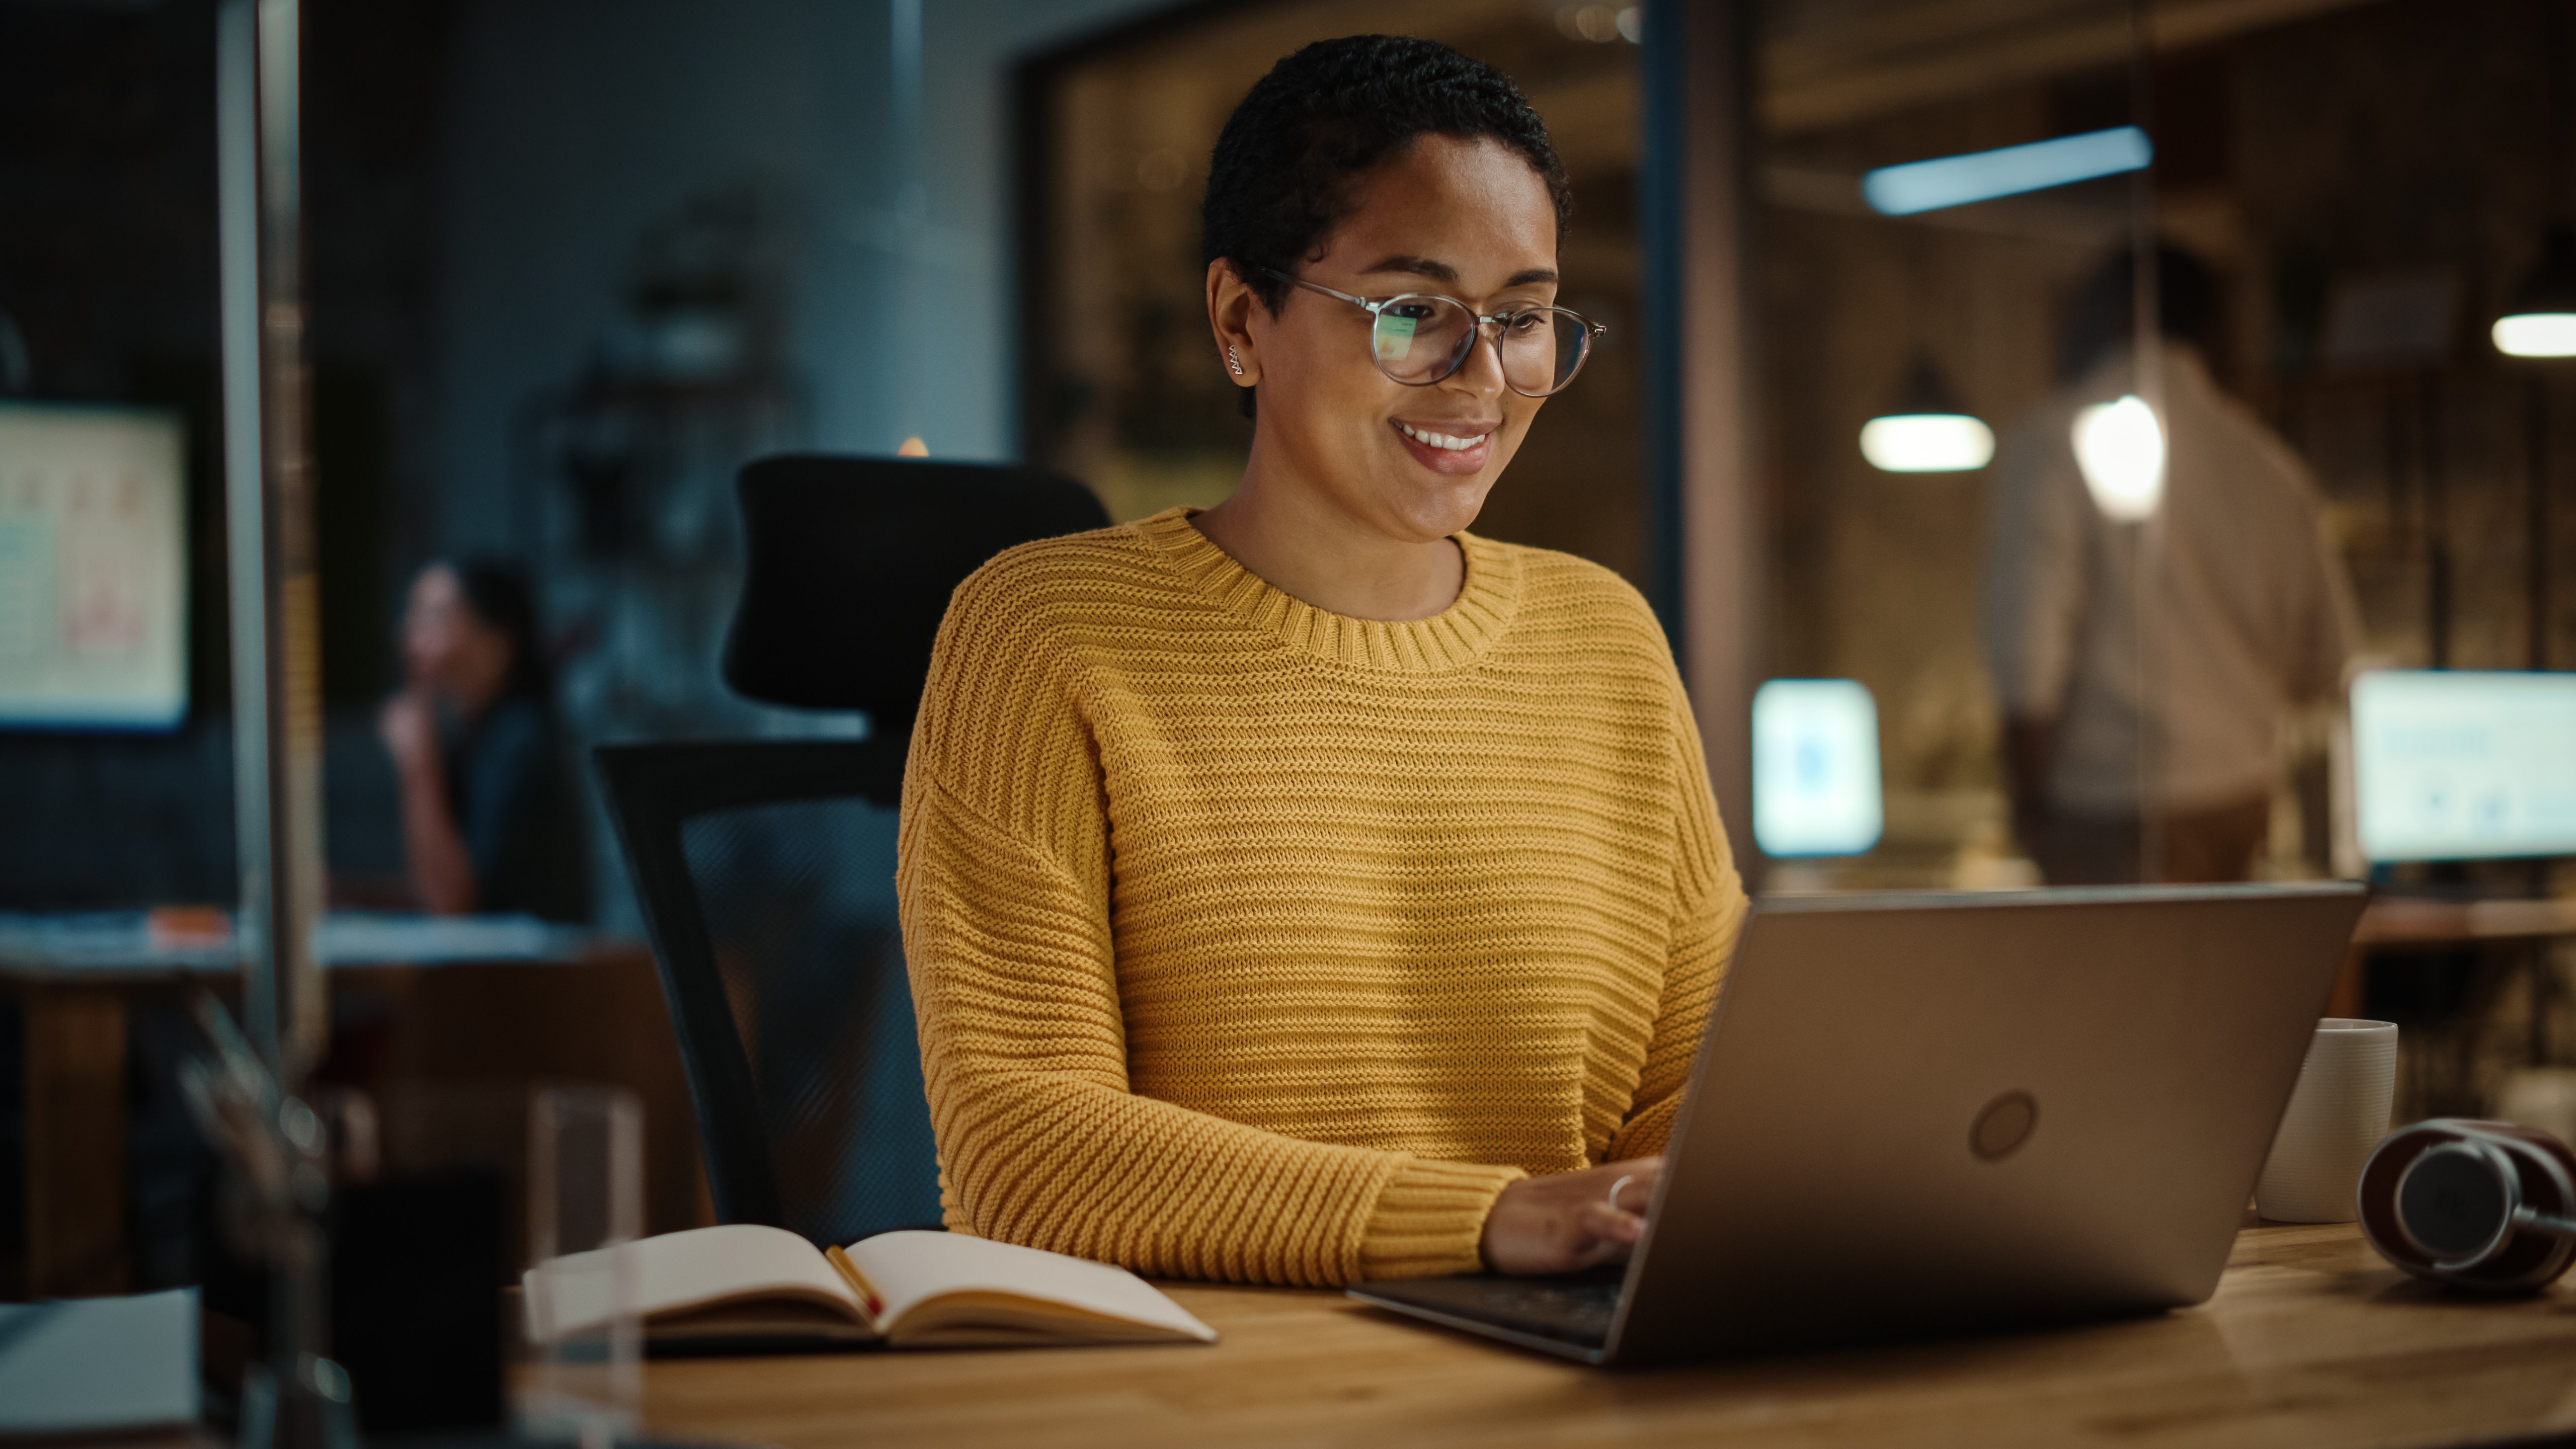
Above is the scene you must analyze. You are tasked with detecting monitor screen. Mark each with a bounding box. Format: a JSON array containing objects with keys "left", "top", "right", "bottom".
[
  {"left": 2351, "top": 670, "right": 2576, "bottom": 862},
  {"left": 0, "top": 403, "right": 189, "bottom": 731},
  {"left": 1752, "top": 678, "right": 1884, "bottom": 858}
]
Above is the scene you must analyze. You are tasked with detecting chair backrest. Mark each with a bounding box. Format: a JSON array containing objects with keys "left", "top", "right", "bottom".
[
  {"left": 602, "top": 454, "right": 1110, "bottom": 1243},
  {"left": 721, "top": 453, "right": 1108, "bottom": 721},
  {"left": 595, "top": 739, "right": 931, "bottom": 1242}
]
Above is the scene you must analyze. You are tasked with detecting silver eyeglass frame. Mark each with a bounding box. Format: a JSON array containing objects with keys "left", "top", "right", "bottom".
[{"left": 1256, "top": 267, "right": 1606, "bottom": 397}]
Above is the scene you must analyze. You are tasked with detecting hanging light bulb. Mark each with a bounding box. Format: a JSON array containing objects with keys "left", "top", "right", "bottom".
[
  {"left": 1861, "top": 415, "right": 1995, "bottom": 472},
  {"left": 2072, "top": 394, "right": 2165, "bottom": 520},
  {"left": 1859, "top": 356, "right": 1994, "bottom": 472},
  {"left": 2492, "top": 226, "right": 2576, "bottom": 358}
]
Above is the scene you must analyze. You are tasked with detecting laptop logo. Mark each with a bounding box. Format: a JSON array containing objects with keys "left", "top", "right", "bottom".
[{"left": 1971, "top": 1091, "right": 2039, "bottom": 1161}]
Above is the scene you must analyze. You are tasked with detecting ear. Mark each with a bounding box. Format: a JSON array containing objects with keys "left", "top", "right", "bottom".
[{"left": 1205, "top": 258, "right": 1262, "bottom": 389}]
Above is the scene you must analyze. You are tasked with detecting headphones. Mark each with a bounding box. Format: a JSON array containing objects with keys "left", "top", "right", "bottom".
[{"left": 2358, "top": 1118, "right": 2576, "bottom": 1293}]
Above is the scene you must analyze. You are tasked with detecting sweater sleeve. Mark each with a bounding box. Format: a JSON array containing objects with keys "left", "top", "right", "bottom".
[
  {"left": 1605, "top": 688, "right": 1748, "bottom": 1162},
  {"left": 897, "top": 561, "right": 1518, "bottom": 1287}
]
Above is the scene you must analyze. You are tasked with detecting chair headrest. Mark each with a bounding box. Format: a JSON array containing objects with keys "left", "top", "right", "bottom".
[{"left": 721, "top": 453, "right": 1110, "bottom": 722}]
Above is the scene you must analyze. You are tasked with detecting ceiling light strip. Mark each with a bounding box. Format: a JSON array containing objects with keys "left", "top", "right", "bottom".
[{"left": 1862, "top": 127, "right": 2155, "bottom": 217}]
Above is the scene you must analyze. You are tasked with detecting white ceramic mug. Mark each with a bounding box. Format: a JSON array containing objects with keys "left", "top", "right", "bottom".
[{"left": 2256, "top": 1018, "right": 2399, "bottom": 1223}]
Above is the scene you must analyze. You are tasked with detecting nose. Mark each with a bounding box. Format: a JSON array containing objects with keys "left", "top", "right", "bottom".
[{"left": 1442, "top": 318, "right": 1508, "bottom": 398}]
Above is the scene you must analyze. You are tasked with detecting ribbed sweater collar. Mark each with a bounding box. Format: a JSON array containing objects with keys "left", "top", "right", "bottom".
[{"left": 1132, "top": 507, "right": 1520, "bottom": 674}]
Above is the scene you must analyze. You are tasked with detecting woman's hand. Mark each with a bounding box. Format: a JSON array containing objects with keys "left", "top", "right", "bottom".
[
  {"left": 378, "top": 686, "right": 477, "bottom": 915},
  {"left": 378, "top": 687, "right": 439, "bottom": 778},
  {"left": 1480, "top": 1157, "right": 1663, "bottom": 1275}
]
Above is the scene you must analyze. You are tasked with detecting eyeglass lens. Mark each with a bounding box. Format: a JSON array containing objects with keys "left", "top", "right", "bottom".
[{"left": 1369, "top": 298, "right": 1590, "bottom": 396}]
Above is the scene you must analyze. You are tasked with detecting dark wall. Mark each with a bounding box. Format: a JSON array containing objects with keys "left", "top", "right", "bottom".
[
  {"left": 0, "top": 0, "right": 449, "bottom": 908},
  {"left": 0, "top": 715, "right": 402, "bottom": 909}
]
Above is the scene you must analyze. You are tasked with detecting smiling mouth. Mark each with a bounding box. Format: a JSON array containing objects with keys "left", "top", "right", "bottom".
[{"left": 1394, "top": 421, "right": 1494, "bottom": 452}]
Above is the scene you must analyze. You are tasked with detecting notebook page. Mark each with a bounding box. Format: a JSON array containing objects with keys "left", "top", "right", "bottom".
[
  {"left": 528, "top": 1224, "right": 863, "bottom": 1337},
  {"left": 845, "top": 1231, "right": 1215, "bottom": 1341}
]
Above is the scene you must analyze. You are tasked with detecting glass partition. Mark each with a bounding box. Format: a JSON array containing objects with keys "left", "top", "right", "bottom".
[{"left": 1749, "top": 0, "right": 2571, "bottom": 897}]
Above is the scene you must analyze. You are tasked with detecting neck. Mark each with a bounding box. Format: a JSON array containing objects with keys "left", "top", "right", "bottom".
[
  {"left": 1192, "top": 458, "right": 1465, "bottom": 623},
  {"left": 444, "top": 673, "right": 511, "bottom": 726}
]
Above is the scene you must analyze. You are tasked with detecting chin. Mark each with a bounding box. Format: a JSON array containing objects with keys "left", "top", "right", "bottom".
[
  {"left": 1404, "top": 443, "right": 1521, "bottom": 534},
  {"left": 1390, "top": 476, "right": 1496, "bottom": 540}
]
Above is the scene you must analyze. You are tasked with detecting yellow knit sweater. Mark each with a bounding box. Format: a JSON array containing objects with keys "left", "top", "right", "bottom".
[{"left": 896, "top": 507, "right": 1746, "bottom": 1287}]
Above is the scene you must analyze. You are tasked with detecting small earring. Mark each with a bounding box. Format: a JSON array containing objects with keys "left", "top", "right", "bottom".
[{"left": 1227, "top": 345, "right": 1244, "bottom": 376}]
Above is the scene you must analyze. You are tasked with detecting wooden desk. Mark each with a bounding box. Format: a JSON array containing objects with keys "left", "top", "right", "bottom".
[
  {"left": 645, "top": 1224, "right": 2576, "bottom": 1449},
  {"left": 2, "top": 914, "right": 705, "bottom": 1297},
  {"left": 2356, "top": 898, "right": 2576, "bottom": 949},
  {"left": 2329, "top": 898, "right": 2576, "bottom": 1028}
]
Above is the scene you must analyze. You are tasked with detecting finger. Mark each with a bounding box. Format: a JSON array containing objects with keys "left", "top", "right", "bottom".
[
  {"left": 1574, "top": 1201, "right": 1646, "bottom": 1245},
  {"left": 1561, "top": 1207, "right": 1643, "bottom": 1271},
  {"left": 1608, "top": 1155, "right": 1665, "bottom": 1188},
  {"left": 1555, "top": 1229, "right": 1615, "bottom": 1272}
]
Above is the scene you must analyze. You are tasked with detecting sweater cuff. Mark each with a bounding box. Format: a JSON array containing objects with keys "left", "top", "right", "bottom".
[{"left": 1358, "top": 1158, "right": 1525, "bottom": 1280}]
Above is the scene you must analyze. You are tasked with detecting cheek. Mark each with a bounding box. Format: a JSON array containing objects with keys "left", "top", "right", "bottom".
[
  {"left": 1305, "top": 334, "right": 1378, "bottom": 407},
  {"left": 412, "top": 624, "right": 455, "bottom": 667},
  {"left": 1489, "top": 400, "right": 1544, "bottom": 463},
  {"left": 1269, "top": 335, "right": 1401, "bottom": 441}
]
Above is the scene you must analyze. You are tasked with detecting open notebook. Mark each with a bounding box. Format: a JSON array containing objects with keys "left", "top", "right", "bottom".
[{"left": 524, "top": 1225, "right": 1216, "bottom": 1350}]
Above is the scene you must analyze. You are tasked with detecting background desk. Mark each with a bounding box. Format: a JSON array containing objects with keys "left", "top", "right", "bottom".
[
  {"left": 2332, "top": 897, "right": 2576, "bottom": 1019},
  {"left": 646, "top": 1223, "right": 2576, "bottom": 1449},
  {"left": 2335, "top": 898, "right": 2576, "bottom": 1118},
  {"left": 1, "top": 913, "right": 704, "bottom": 1297}
]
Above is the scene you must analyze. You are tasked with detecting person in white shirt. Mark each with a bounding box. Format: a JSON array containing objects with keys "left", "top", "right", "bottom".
[{"left": 1983, "top": 246, "right": 2360, "bottom": 884}]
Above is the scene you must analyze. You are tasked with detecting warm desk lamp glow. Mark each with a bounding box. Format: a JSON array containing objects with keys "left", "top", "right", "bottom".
[
  {"left": 2073, "top": 394, "right": 2164, "bottom": 520},
  {"left": 1860, "top": 357, "right": 1993, "bottom": 473},
  {"left": 2492, "top": 227, "right": 2576, "bottom": 358}
]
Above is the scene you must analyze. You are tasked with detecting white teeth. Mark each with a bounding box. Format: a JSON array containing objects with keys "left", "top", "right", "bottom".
[{"left": 1397, "top": 422, "right": 1487, "bottom": 451}]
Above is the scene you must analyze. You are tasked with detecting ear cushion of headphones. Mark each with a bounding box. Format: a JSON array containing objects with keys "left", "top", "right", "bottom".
[{"left": 2359, "top": 1118, "right": 2576, "bottom": 1294}]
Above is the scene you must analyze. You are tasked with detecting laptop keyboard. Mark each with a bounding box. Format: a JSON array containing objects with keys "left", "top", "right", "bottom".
[
  {"left": 1468, "top": 1278, "right": 1623, "bottom": 1340},
  {"left": 1357, "top": 1268, "right": 1625, "bottom": 1348}
]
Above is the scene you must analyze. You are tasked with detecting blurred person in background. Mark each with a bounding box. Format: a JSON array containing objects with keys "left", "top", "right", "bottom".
[
  {"left": 1983, "top": 245, "right": 2360, "bottom": 884},
  {"left": 378, "top": 560, "right": 589, "bottom": 920}
]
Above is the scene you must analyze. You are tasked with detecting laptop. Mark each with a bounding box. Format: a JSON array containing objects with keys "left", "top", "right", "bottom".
[{"left": 1349, "top": 883, "right": 2369, "bottom": 1365}]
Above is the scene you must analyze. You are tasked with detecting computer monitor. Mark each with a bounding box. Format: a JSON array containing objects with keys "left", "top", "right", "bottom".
[
  {"left": 1751, "top": 678, "right": 1884, "bottom": 858},
  {"left": 2351, "top": 670, "right": 2576, "bottom": 863},
  {"left": 0, "top": 403, "right": 189, "bottom": 731}
]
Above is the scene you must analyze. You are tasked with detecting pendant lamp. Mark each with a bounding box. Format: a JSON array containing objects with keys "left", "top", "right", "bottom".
[
  {"left": 1859, "top": 355, "right": 1994, "bottom": 472},
  {"left": 2493, "top": 226, "right": 2576, "bottom": 358}
]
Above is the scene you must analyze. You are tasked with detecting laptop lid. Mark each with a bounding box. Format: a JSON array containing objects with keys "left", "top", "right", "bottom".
[{"left": 1604, "top": 883, "right": 2365, "bottom": 1365}]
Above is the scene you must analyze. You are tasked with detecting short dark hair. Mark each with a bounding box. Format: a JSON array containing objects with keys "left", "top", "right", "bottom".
[
  {"left": 445, "top": 557, "right": 551, "bottom": 701},
  {"left": 1201, "top": 34, "right": 1573, "bottom": 318},
  {"left": 2060, "top": 244, "right": 2225, "bottom": 378}
]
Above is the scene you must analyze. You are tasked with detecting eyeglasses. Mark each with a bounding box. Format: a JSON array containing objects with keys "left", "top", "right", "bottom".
[{"left": 1258, "top": 268, "right": 1605, "bottom": 398}]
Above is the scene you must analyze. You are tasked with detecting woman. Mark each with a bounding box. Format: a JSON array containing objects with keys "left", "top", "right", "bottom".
[
  {"left": 378, "top": 560, "right": 589, "bottom": 922},
  {"left": 898, "top": 35, "right": 1744, "bottom": 1285}
]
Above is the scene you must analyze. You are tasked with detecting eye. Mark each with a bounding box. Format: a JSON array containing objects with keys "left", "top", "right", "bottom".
[
  {"left": 1383, "top": 301, "right": 1444, "bottom": 323},
  {"left": 1500, "top": 311, "right": 1548, "bottom": 335}
]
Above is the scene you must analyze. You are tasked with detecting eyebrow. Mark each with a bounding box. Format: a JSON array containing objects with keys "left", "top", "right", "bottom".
[{"left": 1360, "top": 255, "right": 1559, "bottom": 290}]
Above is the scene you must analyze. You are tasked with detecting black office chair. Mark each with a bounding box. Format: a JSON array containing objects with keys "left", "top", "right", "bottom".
[{"left": 596, "top": 454, "right": 1107, "bottom": 1245}]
